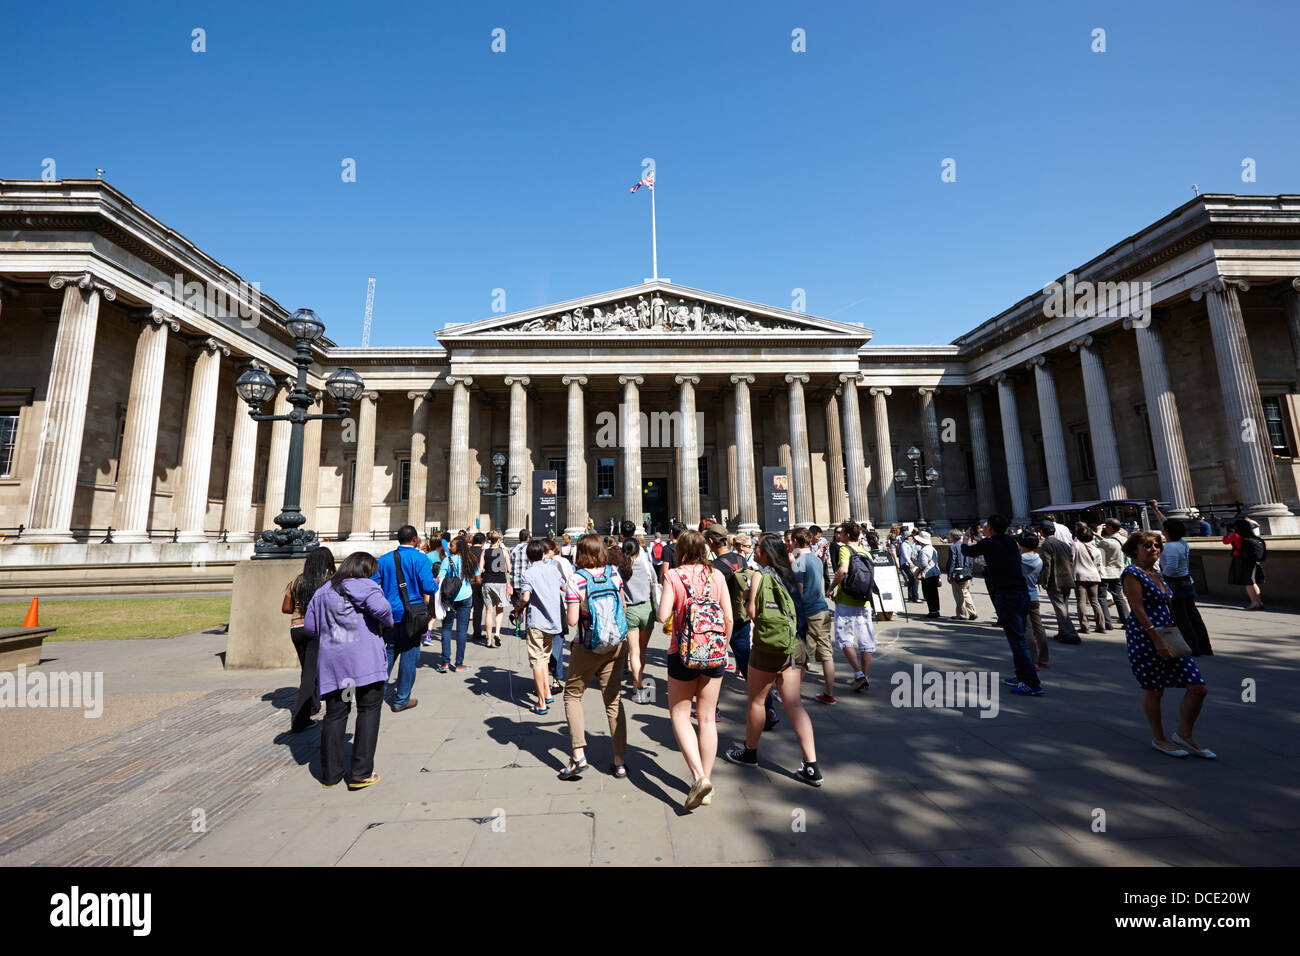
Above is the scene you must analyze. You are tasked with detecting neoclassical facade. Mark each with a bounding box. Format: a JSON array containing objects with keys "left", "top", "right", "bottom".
[{"left": 1, "top": 180, "right": 1299, "bottom": 569}]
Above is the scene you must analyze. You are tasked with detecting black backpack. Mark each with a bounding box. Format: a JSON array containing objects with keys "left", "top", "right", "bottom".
[
  {"left": 839, "top": 545, "right": 876, "bottom": 600},
  {"left": 1245, "top": 536, "right": 1267, "bottom": 563}
]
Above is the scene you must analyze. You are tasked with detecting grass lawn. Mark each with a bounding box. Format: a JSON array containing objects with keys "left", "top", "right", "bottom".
[{"left": 0, "top": 597, "right": 232, "bottom": 641}]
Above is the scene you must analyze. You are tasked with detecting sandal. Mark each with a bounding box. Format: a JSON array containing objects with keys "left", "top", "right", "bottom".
[
  {"left": 557, "top": 758, "right": 587, "bottom": 781},
  {"left": 530, "top": 704, "right": 549, "bottom": 716},
  {"left": 610, "top": 763, "right": 627, "bottom": 779},
  {"left": 434, "top": 664, "right": 448, "bottom": 673}
]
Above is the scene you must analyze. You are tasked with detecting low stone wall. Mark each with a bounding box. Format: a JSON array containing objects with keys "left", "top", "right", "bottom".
[
  {"left": 0, "top": 561, "right": 236, "bottom": 598},
  {"left": 0, "top": 540, "right": 254, "bottom": 568}
]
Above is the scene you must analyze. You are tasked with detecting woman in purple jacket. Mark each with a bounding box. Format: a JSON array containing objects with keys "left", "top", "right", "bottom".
[{"left": 302, "top": 551, "right": 394, "bottom": 790}]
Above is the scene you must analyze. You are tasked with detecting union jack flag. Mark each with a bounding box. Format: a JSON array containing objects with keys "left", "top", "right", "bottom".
[{"left": 629, "top": 171, "right": 655, "bottom": 193}]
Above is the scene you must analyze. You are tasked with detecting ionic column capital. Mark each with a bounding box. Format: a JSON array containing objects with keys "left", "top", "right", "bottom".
[
  {"left": 992, "top": 371, "right": 1017, "bottom": 385},
  {"left": 1291, "top": 277, "right": 1300, "bottom": 293},
  {"left": 838, "top": 372, "right": 864, "bottom": 386},
  {"left": 868, "top": 386, "right": 891, "bottom": 397},
  {"left": 562, "top": 375, "right": 588, "bottom": 386},
  {"left": 1068, "top": 336, "right": 1094, "bottom": 353},
  {"left": 729, "top": 374, "right": 755, "bottom": 385},
  {"left": 504, "top": 375, "right": 531, "bottom": 387},
  {"left": 359, "top": 390, "right": 381, "bottom": 403},
  {"left": 128, "top": 306, "right": 180, "bottom": 332},
  {"left": 196, "top": 336, "right": 231, "bottom": 357},
  {"left": 917, "top": 385, "right": 939, "bottom": 396},
  {"left": 1026, "top": 355, "right": 1053, "bottom": 370},
  {"left": 674, "top": 374, "right": 700, "bottom": 386},
  {"left": 783, "top": 373, "right": 809, "bottom": 385},
  {"left": 406, "top": 389, "right": 431, "bottom": 402},
  {"left": 49, "top": 271, "right": 116, "bottom": 301},
  {"left": 618, "top": 375, "right": 644, "bottom": 386},
  {"left": 966, "top": 384, "right": 988, "bottom": 395},
  {"left": 446, "top": 375, "right": 473, "bottom": 388},
  {"left": 1190, "top": 276, "right": 1250, "bottom": 301}
]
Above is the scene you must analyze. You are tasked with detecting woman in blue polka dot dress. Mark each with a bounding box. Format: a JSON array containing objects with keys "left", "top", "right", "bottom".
[{"left": 1120, "top": 531, "right": 1214, "bottom": 760}]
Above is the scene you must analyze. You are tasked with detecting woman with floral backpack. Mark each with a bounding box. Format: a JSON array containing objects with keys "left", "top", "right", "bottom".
[
  {"left": 655, "top": 529, "right": 733, "bottom": 811},
  {"left": 725, "top": 533, "right": 822, "bottom": 787},
  {"left": 558, "top": 534, "right": 630, "bottom": 781}
]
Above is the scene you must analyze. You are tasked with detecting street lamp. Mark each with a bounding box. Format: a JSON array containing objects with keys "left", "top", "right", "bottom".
[
  {"left": 476, "top": 452, "right": 521, "bottom": 531},
  {"left": 894, "top": 445, "right": 941, "bottom": 531},
  {"left": 234, "top": 308, "right": 365, "bottom": 558}
]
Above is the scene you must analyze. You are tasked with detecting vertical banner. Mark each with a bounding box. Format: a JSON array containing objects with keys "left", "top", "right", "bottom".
[
  {"left": 531, "top": 470, "right": 558, "bottom": 536},
  {"left": 762, "top": 466, "right": 789, "bottom": 533}
]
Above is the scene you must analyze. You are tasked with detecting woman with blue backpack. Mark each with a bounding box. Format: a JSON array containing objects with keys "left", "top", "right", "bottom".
[
  {"left": 558, "top": 534, "right": 630, "bottom": 781},
  {"left": 724, "top": 533, "right": 822, "bottom": 787},
  {"left": 656, "top": 529, "right": 734, "bottom": 811}
]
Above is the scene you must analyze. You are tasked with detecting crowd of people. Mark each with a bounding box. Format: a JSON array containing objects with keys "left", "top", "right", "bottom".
[{"left": 278, "top": 501, "right": 1244, "bottom": 799}]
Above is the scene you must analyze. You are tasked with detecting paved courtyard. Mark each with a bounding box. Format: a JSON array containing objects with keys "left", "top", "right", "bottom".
[{"left": 1, "top": 586, "right": 1298, "bottom": 867}]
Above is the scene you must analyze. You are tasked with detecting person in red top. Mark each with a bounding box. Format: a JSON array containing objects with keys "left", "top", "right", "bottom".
[
  {"left": 656, "top": 529, "right": 733, "bottom": 812},
  {"left": 1222, "top": 518, "right": 1266, "bottom": 610}
]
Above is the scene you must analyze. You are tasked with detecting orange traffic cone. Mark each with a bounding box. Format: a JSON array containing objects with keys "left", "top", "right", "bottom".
[{"left": 21, "top": 597, "right": 39, "bottom": 628}]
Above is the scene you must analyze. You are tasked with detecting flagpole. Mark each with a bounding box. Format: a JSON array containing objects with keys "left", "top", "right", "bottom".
[{"left": 650, "top": 184, "right": 659, "bottom": 281}]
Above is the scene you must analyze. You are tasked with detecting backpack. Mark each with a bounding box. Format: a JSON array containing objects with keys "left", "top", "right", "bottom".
[
  {"left": 652, "top": 540, "right": 664, "bottom": 562},
  {"left": 752, "top": 570, "right": 797, "bottom": 656},
  {"left": 439, "top": 554, "right": 463, "bottom": 606},
  {"left": 676, "top": 568, "right": 729, "bottom": 670},
  {"left": 839, "top": 544, "right": 876, "bottom": 600},
  {"left": 1245, "top": 536, "right": 1266, "bottom": 563},
  {"left": 575, "top": 566, "right": 628, "bottom": 653},
  {"left": 729, "top": 567, "right": 755, "bottom": 626}
]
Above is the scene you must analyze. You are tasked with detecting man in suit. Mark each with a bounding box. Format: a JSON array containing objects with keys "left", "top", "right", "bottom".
[{"left": 1037, "top": 524, "right": 1081, "bottom": 644}]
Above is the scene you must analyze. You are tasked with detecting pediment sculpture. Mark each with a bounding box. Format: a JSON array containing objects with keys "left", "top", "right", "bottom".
[{"left": 503, "top": 294, "right": 804, "bottom": 334}]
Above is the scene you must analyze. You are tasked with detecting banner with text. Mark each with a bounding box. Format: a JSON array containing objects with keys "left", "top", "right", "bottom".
[{"left": 531, "top": 471, "right": 558, "bottom": 537}]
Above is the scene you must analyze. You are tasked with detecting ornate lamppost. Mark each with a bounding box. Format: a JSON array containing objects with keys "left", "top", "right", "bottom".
[
  {"left": 894, "top": 445, "right": 940, "bottom": 532},
  {"left": 234, "top": 308, "right": 365, "bottom": 558},
  {"left": 476, "top": 452, "right": 521, "bottom": 531}
]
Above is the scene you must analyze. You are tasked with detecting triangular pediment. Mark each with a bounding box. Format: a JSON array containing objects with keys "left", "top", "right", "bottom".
[{"left": 437, "top": 281, "right": 873, "bottom": 342}]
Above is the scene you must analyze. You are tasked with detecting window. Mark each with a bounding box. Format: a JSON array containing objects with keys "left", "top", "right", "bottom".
[
  {"left": 257, "top": 456, "right": 270, "bottom": 503},
  {"left": 398, "top": 459, "right": 410, "bottom": 502},
  {"left": 698, "top": 456, "right": 710, "bottom": 497},
  {"left": 1075, "top": 431, "right": 1096, "bottom": 481},
  {"left": 597, "top": 457, "right": 615, "bottom": 498},
  {"left": 548, "top": 457, "right": 567, "bottom": 497},
  {"left": 1262, "top": 397, "right": 1292, "bottom": 457},
  {"left": 0, "top": 411, "right": 17, "bottom": 478},
  {"left": 345, "top": 459, "right": 356, "bottom": 504},
  {"left": 965, "top": 449, "right": 976, "bottom": 489}
]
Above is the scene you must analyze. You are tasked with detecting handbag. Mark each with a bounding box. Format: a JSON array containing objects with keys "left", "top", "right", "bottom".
[
  {"left": 394, "top": 550, "right": 430, "bottom": 642},
  {"left": 1153, "top": 625, "right": 1192, "bottom": 659}
]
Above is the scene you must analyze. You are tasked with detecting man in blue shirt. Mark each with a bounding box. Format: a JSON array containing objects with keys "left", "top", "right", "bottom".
[
  {"left": 791, "top": 529, "right": 835, "bottom": 704},
  {"left": 373, "top": 525, "right": 437, "bottom": 713}
]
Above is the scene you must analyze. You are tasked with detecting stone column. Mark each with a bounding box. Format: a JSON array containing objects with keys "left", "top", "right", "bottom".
[
  {"left": 966, "top": 386, "right": 996, "bottom": 520},
  {"left": 917, "top": 386, "right": 950, "bottom": 533},
  {"left": 349, "top": 391, "right": 379, "bottom": 539},
  {"left": 504, "top": 376, "right": 530, "bottom": 535},
  {"left": 446, "top": 377, "right": 472, "bottom": 531},
  {"left": 823, "top": 388, "right": 849, "bottom": 524},
  {"left": 676, "top": 375, "right": 701, "bottom": 526},
  {"left": 407, "top": 390, "right": 430, "bottom": 532},
  {"left": 784, "top": 374, "right": 813, "bottom": 526},
  {"left": 730, "top": 374, "right": 759, "bottom": 532},
  {"left": 222, "top": 375, "right": 260, "bottom": 542},
  {"left": 25, "top": 274, "right": 115, "bottom": 542},
  {"left": 1192, "top": 277, "right": 1294, "bottom": 526},
  {"left": 562, "top": 375, "right": 587, "bottom": 535},
  {"left": 262, "top": 380, "right": 293, "bottom": 531},
  {"left": 724, "top": 390, "right": 739, "bottom": 524},
  {"left": 1124, "top": 316, "right": 1194, "bottom": 517},
  {"left": 111, "top": 308, "right": 177, "bottom": 542},
  {"left": 620, "top": 375, "right": 643, "bottom": 524},
  {"left": 300, "top": 392, "right": 323, "bottom": 530},
  {"left": 774, "top": 391, "right": 793, "bottom": 486},
  {"left": 174, "top": 338, "right": 229, "bottom": 542},
  {"left": 1029, "top": 357, "right": 1072, "bottom": 505},
  {"left": 1070, "top": 335, "right": 1128, "bottom": 500},
  {"left": 1285, "top": 278, "right": 1300, "bottom": 387},
  {"left": 994, "top": 372, "right": 1030, "bottom": 526},
  {"left": 867, "top": 384, "right": 894, "bottom": 525},
  {"left": 839, "top": 374, "right": 871, "bottom": 525}
]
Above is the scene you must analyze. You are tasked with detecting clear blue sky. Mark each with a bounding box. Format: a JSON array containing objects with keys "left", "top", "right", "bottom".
[{"left": 7, "top": 0, "right": 1298, "bottom": 346}]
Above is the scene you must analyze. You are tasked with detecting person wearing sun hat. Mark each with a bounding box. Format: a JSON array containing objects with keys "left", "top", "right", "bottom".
[{"left": 913, "top": 530, "right": 942, "bottom": 618}]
